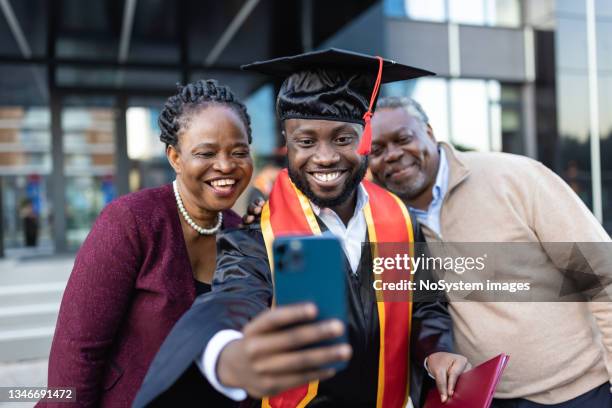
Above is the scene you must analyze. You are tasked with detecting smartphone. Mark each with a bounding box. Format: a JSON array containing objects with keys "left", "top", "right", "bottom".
[{"left": 273, "top": 233, "right": 348, "bottom": 370}]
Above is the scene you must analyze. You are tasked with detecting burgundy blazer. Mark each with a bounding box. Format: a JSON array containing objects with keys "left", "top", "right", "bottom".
[{"left": 39, "top": 184, "right": 241, "bottom": 407}]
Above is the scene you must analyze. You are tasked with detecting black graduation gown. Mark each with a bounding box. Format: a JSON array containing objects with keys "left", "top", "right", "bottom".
[{"left": 134, "top": 216, "right": 453, "bottom": 408}]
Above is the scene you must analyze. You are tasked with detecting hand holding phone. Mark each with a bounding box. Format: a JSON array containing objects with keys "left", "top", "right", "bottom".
[
  {"left": 217, "top": 303, "right": 351, "bottom": 398},
  {"left": 216, "top": 234, "right": 352, "bottom": 398}
]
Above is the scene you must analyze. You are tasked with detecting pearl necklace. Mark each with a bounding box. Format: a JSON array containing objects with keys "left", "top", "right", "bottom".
[{"left": 173, "top": 179, "right": 222, "bottom": 235}]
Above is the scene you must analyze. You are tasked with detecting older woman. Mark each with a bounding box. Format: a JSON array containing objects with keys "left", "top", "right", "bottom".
[{"left": 40, "top": 80, "right": 254, "bottom": 407}]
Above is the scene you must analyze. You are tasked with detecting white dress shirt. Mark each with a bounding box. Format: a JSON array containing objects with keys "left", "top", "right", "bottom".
[
  {"left": 310, "top": 184, "right": 369, "bottom": 274},
  {"left": 197, "top": 185, "right": 370, "bottom": 400},
  {"left": 410, "top": 148, "right": 449, "bottom": 237}
]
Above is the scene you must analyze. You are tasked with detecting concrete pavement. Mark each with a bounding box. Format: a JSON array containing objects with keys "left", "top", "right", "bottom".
[{"left": 0, "top": 254, "right": 74, "bottom": 406}]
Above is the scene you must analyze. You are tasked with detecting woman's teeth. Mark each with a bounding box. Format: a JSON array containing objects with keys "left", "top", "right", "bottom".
[
  {"left": 313, "top": 172, "right": 341, "bottom": 182},
  {"left": 210, "top": 179, "right": 236, "bottom": 187}
]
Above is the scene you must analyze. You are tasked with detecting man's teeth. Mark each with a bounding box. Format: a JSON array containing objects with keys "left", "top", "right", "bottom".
[
  {"left": 210, "top": 179, "right": 236, "bottom": 187},
  {"left": 313, "top": 172, "right": 341, "bottom": 182}
]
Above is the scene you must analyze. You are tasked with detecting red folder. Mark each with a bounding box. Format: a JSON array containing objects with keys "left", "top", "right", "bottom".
[{"left": 423, "top": 354, "right": 509, "bottom": 408}]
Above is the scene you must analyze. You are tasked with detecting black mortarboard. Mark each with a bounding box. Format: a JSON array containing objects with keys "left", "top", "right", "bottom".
[{"left": 241, "top": 48, "right": 434, "bottom": 155}]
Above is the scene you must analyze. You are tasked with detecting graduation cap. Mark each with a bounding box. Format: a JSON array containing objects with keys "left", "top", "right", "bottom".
[{"left": 242, "top": 48, "right": 434, "bottom": 155}]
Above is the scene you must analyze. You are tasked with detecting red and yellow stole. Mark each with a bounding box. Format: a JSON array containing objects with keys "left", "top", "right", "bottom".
[{"left": 260, "top": 169, "right": 415, "bottom": 408}]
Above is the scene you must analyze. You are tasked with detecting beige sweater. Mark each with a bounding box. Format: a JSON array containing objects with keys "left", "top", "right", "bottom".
[{"left": 419, "top": 142, "right": 612, "bottom": 404}]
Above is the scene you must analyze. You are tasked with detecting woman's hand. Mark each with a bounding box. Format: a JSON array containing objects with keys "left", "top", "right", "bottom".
[{"left": 242, "top": 198, "right": 265, "bottom": 226}]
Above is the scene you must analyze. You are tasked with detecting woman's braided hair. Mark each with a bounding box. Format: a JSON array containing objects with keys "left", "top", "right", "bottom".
[{"left": 158, "top": 79, "right": 252, "bottom": 147}]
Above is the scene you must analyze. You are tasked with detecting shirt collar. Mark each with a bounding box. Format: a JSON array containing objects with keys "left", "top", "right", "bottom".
[
  {"left": 310, "top": 183, "right": 369, "bottom": 219},
  {"left": 432, "top": 147, "right": 449, "bottom": 205},
  {"left": 411, "top": 147, "right": 449, "bottom": 215}
]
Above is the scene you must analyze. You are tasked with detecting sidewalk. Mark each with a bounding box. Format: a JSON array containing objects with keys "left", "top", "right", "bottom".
[
  {"left": 0, "top": 254, "right": 74, "bottom": 286},
  {"left": 0, "top": 254, "right": 74, "bottom": 406},
  {"left": 0, "top": 359, "right": 47, "bottom": 408}
]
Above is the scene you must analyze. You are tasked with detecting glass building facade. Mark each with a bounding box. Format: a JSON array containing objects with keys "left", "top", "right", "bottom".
[
  {"left": 378, "top": 0, "right": 610, "bottom": 232},
  {"left": 0, "top": 0, "right": 292, "bottom": 254},
  {"left": 553, "top": 0, "right": 612, "bottom": 232},
  {"left": 0, "top": 0, "right": 610, "bottom": 256}
]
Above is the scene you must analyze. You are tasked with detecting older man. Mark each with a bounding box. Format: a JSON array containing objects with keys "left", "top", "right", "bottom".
[{"left": 368, "top": 96, "right": 612, "bottom": 407}]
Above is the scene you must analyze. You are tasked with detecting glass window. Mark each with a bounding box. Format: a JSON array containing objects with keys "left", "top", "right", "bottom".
[
  {"left": 245, "top": 84, "right": 277, "bottom": 157},
  {"left": 384, "top": 0, "right": 407, "bottom": 18},
  {"left": 596, "top": 20, "right": 612, "bottom": 75},
  {"left": 488, "top": 81, "right": 503, "bottom": 152},
  {"left": 404, "top": 0, "right": 447, "bottom": 22},
  {"left": 127, "top": 98, "right": 173, "bottom": 192},
  {"left": 406, "top": 77, "right": 450, "bottom": 143},
  {"left": 449, "top": 0, "right": 486, "bottom": 25},
  {"left": 486, "top": 0, "right": 521, "bottom": 27},
  {"left": 597, "top": 15, "right": 612, "bottom": 232},
  {"left": 498, "top": 84, "right": 524, "bottom": 154},
  {"left": 0, "top": 107, "right": 52, "bottom": 252},
  {"left": 525, "top": 0, "right": 556, "bottom": 29},
  {"left": 556, "top": 72, "right": 592, "bottom": 209},
  {"left": 127, "top": 107, "right": 165, "bottom": 162},
  {"left": 448, "top": 0, "right": 521, "bottom": 27},
  {"left": 62, "top": 97, "right": 117, "bottom": 248},
  {"left": 597, "top": 0, "right": 612, "bottom": 17},
  {"left": 548, "top": 0, "right": 611, "bottom": 232},
  {"left": 62, "top": 107, "right": 115, "bottom": 176},
  {"left": 557, "top": 17, "right": 588, "bottom": 72},
  {"left": 557, "top": 0, "right": 586, "bottom": 15},
  {"left": 0, "top": 63, "right": 50, "bottom": 254},
  {"left": 450, "top": 79, "right": 491, "bottom": 151},
  {"left": 387, "top": 0, "right": 521, "bottom": 26}
]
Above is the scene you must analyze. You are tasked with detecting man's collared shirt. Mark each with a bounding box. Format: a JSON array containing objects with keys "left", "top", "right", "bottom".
[
  {"left": 410, "top": 148, "right": 449, "bottom": 237},
  {"left": 310, "top": 183, "right": 369, "bottom": 274}
]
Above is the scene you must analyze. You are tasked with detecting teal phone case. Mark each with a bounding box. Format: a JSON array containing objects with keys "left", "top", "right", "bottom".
[{"left": 273, "top": 233, "right": 348, "bottom": 371}]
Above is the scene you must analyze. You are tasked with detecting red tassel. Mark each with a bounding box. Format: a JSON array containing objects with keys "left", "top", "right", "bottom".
[
  {"left": 357, "top": 111, "right": 373, "bottom": 155},
  {"left": 357, "top": 56, "right": 384, "bottom": 156}
]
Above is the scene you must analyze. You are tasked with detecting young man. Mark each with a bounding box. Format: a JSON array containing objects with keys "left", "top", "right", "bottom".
[
  {"left": 368, "top": 96, "right": 612, "bottom": 407},
  {"left": 135, "top": 50, "right": 468, "bottom": 408}
]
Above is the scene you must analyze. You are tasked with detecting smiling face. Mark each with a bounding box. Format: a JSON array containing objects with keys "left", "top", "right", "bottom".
[
  {"left": 284, "top": 118, "right": 367, "bottom": 208},
  {"left": 167, "top": 104, "right": 253, "bottom": 213},
  {"left": 369, "top": 107, "right": 439, "bottom": 203}
]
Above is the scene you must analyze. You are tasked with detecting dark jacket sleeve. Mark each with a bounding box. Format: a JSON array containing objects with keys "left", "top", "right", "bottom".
[
  {"left": 42, "top": 201, "right": 143, "bottom": 408},
  {"left": 408, "top": 213, "right": 455, "bottom": 408},
  {"left": 133, "top": 226, "right": 272, "bottom": 408}
]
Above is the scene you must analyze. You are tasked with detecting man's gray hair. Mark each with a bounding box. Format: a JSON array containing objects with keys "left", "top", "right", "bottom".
[{"left": 377, "top": 96, "right": 429, "bottom": 125}]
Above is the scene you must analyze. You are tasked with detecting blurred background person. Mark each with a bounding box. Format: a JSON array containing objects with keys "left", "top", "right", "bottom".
[
  {"left": 19, "top": 198, "right": 38, "bottom": 247},
  {"left": 246, "top": 146, "right": 286, "bottom": 204}
]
